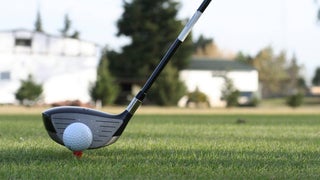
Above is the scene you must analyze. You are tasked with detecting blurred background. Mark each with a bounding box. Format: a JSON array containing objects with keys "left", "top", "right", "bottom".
[{"left": 0, "top": 0, "right": 319, "bottom": 108}]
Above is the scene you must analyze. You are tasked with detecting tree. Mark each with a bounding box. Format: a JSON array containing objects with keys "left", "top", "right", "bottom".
[
  {"left": 193, "top": 35, "right": 213, "bottom": 52},
  {"left": 284, "top": 55, "right": 307, "bottom": 95},
  {"left": 148, "top": 63, "right": 186, "bottom": 106},
  {"left": 70, "top": 30, "right": 80, "bottom": 39},
  {"left": 59, "top": 14, "right": 80, "bottom": 39},
  {"left": 312, "top": 67, "right": 320, "bottom": 85},
  {"left": 284, "top": 55, "right": 306, "bottom": 108},
  {"left": 34, "top": 10, "right": 44, "bottom": 32},
  {"left": 221, "top": 77, "right": 240, "bottom": 107},
  {"left": 60, "top": 14, "right": 71, "bottom": 37},
  {"left": 15, "top": 74, "right": 43, "bottom": 106},
  {"left": 108, "top": 0, "right": 193, "bottom": 105},
  {"left": 187, "top": 87, "right": 209, "bottom": 107},
  {"left": 286, "top": 92, "right": 304, "bottom": 108},
  {"left": 235, "top": 51, "right": 253, "bottom": 65},
  {"left": 315, "top": 0, "right": 320, "bottom": 21},
  {"left": 252, "top": 46, "right": 289, "bottom": 98},
  {"left": 249, "top": 46, "right": 306, "bottom": 98},
  {"left": 90, "top": 51, "right": 119, "bottom": 106},
  {"left": 193, "top": 35, "right": 234, "bottom": 59}
]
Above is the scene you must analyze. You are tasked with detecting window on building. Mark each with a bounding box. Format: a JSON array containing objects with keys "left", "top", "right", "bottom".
[
  {"left": 0, "top": 71, "right": 11, "bottom": 80},
  {"left": 15, "top": 38, "right": 32, "bottom": 47}
]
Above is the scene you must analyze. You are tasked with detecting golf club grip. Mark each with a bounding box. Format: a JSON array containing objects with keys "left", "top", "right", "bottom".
[{"left": 137, "top": 0, "right": 212, "bottom": 100}]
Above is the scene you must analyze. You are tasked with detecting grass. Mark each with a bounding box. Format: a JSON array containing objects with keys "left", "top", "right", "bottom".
[
  {"left": 1, "top": 113, "right": 320, "bottom": 179},
  {"left": 260, "top": 96, "right": 320, "bottom": 108}
]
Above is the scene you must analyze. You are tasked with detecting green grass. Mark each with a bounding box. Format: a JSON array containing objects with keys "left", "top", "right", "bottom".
[{"left": 1, "top": 113, "right": 320, "bottom": 179}]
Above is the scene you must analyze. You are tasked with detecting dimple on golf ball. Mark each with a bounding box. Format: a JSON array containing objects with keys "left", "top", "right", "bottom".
[{"left": 63, "top": 122, "right": 93, "bottom": 151}]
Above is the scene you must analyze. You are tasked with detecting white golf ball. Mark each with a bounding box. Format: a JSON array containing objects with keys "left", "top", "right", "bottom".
[{"left": 63, "top": 122, "right": 93, "bottom": 151}]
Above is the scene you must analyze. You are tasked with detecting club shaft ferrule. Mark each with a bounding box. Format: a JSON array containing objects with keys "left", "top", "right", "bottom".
[{"left": 126, "top": 97, "right": 142, "bottom": 115}]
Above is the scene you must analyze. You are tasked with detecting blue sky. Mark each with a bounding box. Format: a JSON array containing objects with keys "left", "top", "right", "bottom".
[{"left": 1, "top": 0, "right": 320, "bottom": 83}]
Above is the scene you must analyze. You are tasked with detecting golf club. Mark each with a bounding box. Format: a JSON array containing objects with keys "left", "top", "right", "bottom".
[{"left": 42, "top": 0, "right": 212, "bottom": 149}]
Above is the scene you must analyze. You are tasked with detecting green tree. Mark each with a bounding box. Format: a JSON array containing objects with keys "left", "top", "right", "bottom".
[
  {"left": 286, "top": 55, "right": 306, "bottom": 94},
  {"left": 221, "top": 77, "right": 240, "bottom": 107},
  {"left": 286, "top": 92, "right": 304, "bottom": 108},
  {"left": 60, "top": 14, "right": 71, "bottom": 37},
  {"left": 90, "top": 51, "right": 119, "bottom": 106},
  {"left": 59, "top": 14, "right": 80, "bottom": 39},
  {"left": 312, "top": 67, "right": 320, "bottom": 85},
  {"left": 34, "top": 10, "right": 44, "bottom": 32},
  {"left": 235, "top": 51, "right": 253, "bottom": 65},
  {"left": 70, "top": 30, "right": 80, "bottom": 39},
  {"left": 148, "top": 63, "right": 186, "bottom": 106},
  {"left": 193, "top": 35, "right": 213, "bottom": 52},
  {"left": 108, "top": 0, "right": 193, "bottom": 105},
  {"left": 187, "top": 87, "right": 209, "bottom": 107},
  {"left": 15, "top": 74, "right": 43, "bottom": 106}
]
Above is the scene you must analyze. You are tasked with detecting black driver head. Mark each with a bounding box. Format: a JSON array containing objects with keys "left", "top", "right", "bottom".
[{"left": 42, "top": 106, "right": 132, "bottom": 149}]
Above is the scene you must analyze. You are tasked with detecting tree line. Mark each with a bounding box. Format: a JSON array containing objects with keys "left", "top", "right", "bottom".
[
  {"left": 35, "top": 10, "right": 80, "bottom": 39},
  {"left": 14, "top": 0, "right": 320, "bottom": 107},
  {"left": 236, "top": 47, "right": 307, "bottom": 98}
]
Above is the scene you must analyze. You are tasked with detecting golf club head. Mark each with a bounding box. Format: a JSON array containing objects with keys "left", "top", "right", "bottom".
[{"left": 42, "top": 106, "right": 132, "bottom": 149}]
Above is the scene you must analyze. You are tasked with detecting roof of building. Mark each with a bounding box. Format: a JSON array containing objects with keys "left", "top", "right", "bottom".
[
  {"left": 186, "top": 57, "right": 256, "bottom": 71},
  {"left": 0, "top": 28, "right": 101, "bottom": 56},
  {"left": 0, "top": 28, "right": 100, "bottom": 46}
]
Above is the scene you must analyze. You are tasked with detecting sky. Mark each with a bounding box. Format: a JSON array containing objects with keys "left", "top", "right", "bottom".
[{"left": 1, "top": 0, "right": 320, "bottom": 84}]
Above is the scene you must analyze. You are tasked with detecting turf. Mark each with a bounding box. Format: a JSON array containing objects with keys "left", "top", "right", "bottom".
[{"left": 1, "top": 113, "right": 320, "bottom": 179}]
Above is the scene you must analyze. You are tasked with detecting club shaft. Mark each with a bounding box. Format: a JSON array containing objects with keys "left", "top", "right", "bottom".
[{"left": 136, "top": 0, "right": 211, "bottom": 101}]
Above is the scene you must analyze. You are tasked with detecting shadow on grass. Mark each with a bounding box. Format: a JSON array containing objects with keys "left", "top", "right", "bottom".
[
  {"left": 97, "top": 146, "right": 316, "bottom": 166},
  {"left": 88, "top": 145, "right": 320, "bottom": 179},
  {"left": 0, "top": 147, "right": 72, "bottom": 164}
]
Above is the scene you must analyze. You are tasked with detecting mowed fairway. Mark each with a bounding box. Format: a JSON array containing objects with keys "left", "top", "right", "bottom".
[{"left": 1, "top": 111, "right": 320, "bottom": 179}]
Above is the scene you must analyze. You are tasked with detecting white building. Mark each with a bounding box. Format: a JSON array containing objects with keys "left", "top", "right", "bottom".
[
  {"left": 0, "top": 29, "right": 100, "bottom": 104},
  {"left": 179, "top": 58, "right": 259, "bottom": 107}
]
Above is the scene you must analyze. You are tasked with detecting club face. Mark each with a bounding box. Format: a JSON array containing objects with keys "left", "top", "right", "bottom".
[{"left": 42, "top": 106, "right": 132, "bottom": 149}]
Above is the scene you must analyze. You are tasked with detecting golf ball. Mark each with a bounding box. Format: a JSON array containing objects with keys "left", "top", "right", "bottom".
[{"left": 63, "top": 122, "right": 93, "bottom": 151}]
